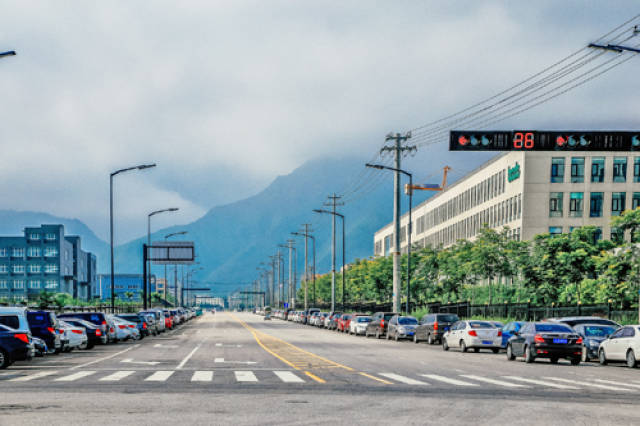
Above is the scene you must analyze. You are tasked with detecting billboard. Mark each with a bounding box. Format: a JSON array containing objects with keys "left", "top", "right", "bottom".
[{"left": 148, "top": 241, "right": 195, "bottom": 265}]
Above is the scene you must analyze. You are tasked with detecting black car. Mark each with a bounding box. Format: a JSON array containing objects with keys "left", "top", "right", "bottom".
[
  {"left": 26, "top": 310, "right": 61, "bottom": 354},
  {"left": 61, "top": 318, "right": 107, "bottom": 349},
  {"left": 0, "top": 324, "right": 34, "bottom": 369},
  {"left": 414, "top": 313, "right": 460, "bottom": 344},
  {"left": 365, "top": 312, "right": 399, "bottom": 339},
  {"left": 506, "top": 322, "right": 583, "bottom": 365},
  {"left": 573, "top": 323, "right": 618, "bottom": 362}
]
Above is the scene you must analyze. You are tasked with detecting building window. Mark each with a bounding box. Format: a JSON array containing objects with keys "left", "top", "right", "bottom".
[
  {"left": 611, "top": 227, "right": 624, "bottom": 244},
  {"left": 549, "top": 226, "right": 563, "bottom": 236},
  {"left": 633, "top": 192, "right": 640, "bottom": 210},
  {"left": 551, "top": 158, "right": 565, "bottom": 183},
  {"left": 28, "top": 280, "right": 40, "bottom": 289},
  {"left": 28, "top": 264, "right": 41, "bottom": 274},
  {"left": 570, "top": 157, "right": 585, "bottom": 183},
  {"left": 0, "top": 248, "right": 6, "bottom": 257},
  {"left": 29, "top": 233, "right": 40, "bottom": 241},
  {"left": 44, "top": 264, "right": 59, "bottom": 274},
  {"left": 593, "top": 227, "right": 603, "bottom": 243},
  {"left": 590, "top": 192, "right": 604, "bottom": 217},
  {"left": 591, "top": 157, "right": 605, "bottom": 183},
  {"left": 0, "top": 280, "right": 7, "bottom": 289},
  {"left": 45, "top": 233, "right": 57, "bottom": 241},
  {"left": 12, "top": 264, "right": 25, "bottom": 274},
  {"left": 634, "top": 157, "right": 640, "bottom": 183},
  {"left": 44, "top": 247, "right": 59, "bottom": 257},
  {"left": 549, "top": 192, "right": 563, "bottom": 217},
  {"left": 0, "top": 265, "right": 7, "bottom": 274},
  {"left": 27, "top": 247, "right": 41, "bottom": 257},
  {"left": 611, "top": 192, "right": 626, "bottom": 216},
  {"left": 13, "top": 280, "right": 24, "bottom": 289},
  {"left": 12, "top": 248, "right": 25, "bottom": 258},
  {"left": 569, "top": 192, "right": 583, "bottom": 217},
  {"left": 45, "top": 279, "right": 57, "bottom": 289},
  {"left": 613, "top": 157, "right": 627, "bottom": 183}
]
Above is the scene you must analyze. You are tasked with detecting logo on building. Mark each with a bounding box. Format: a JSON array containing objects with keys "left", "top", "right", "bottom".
[{"left": 508, "top": 162, "right": 521, "bottom": 182}]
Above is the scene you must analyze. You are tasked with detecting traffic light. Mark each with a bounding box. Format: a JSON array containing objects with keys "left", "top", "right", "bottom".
[{"left": 632, "top": 135, "right": 640, "bottom": 148}]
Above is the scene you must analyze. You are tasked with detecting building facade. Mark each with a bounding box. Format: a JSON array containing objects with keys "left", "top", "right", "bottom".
[
  {"left": 96, "top": 274, "right": 157, "bottom": 302},
  {"left": 374, "top": 151, "right": 640, "bottom": 255},
  {"left": 0, "top": 224, "right": 97, "bottom": 301}
]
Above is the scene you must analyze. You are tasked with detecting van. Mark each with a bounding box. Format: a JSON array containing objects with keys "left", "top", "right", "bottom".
[
  {"left": 0, "top": 306, "right": 31, "bottom": 332},
  {"left": 26, "top": 311, "right": 62, "bottom": 354}
]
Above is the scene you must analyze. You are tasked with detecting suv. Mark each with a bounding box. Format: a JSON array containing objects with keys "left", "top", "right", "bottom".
[
  {"left": 415, "top": 313, "right": 460, "bottom": 344},
  {"left": 0, "top": 324, "right": 34, "bottom": 369},
  {"left": 26, "top": 310, "right": 61, "bottom": 354},
  {"left": 365, "top": 312, "right": 399, "bottom": 339}
]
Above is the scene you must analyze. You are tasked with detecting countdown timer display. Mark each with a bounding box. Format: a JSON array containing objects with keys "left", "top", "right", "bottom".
[{"left": 449, "top": 131, "right": 640, "bottom": 151}]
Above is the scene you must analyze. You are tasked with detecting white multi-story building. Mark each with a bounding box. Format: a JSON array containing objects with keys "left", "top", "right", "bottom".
[{"left": 374, "top": 151, "right": 640, "bottom": 256}]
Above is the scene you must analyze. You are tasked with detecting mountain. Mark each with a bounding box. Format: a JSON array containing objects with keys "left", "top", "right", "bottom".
[{"left": 0, "top": 210, "right": 109, "bottom": 258}]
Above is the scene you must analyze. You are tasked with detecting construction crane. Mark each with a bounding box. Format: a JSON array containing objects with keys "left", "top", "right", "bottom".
[{"left": 405, "top": 166, "right": 451, "bottom": 195}]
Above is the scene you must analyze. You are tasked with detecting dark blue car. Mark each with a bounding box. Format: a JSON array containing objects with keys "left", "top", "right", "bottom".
[
  {"left": 26, "top": 311, "right": 61, "bottom": 354},
  {"left": 0, "top": 324, "right": 34, "bottom": 369},
  {"left": 501, "top": 321, "right": 525, "bottom": 348}
]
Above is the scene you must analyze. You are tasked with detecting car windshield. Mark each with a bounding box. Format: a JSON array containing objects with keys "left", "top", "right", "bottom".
[
  {"left": 583, "top": 325, "right": 616, "bottom": 337},
  {"left": 357, "top": 317, "right": 372, "bottom": 323},
  {"left": 437, "top": 315, "right": 459, "bottom": 322},
  {"left": 469, "top": 321, "right": 494, "bottom": 329},
  {"left": 398, "top": 317, "right": 418, "bottom": 325},
  {"left": 535, "top": 324, "right": 572, "bottom": 333}
]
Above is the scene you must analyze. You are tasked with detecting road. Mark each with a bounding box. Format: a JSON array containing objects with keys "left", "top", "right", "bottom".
[{"left": 1, "top": 312, "right": 639, "bottom": 425}]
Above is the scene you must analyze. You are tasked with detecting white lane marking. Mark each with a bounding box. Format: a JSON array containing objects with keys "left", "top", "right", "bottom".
[
  {"left": 153, "top": 344, "right": 178, "bottom": 348},
  {"left": 191, "top": 371, "right": 213, "bottom": 382},
  {"left": 379, "top": 373, "right": 428, "bottom": 386},
  {"left": 503, "top": 376, "right": 580, "bottom": 389},
  {"left": 215, "top": 343, "right": 222, "bottom": 347},
  {"left": 214, "top": 358, "right": 225, "bottom": 363},
  {"left": 99, "top": 371, "right": 135, "bottom": 382},
  {"left": 593, "top": 379, "right": 640, "bottom": 389},
  {"left": 9, "top": 370, "right": 58, "bottom": 382},
  {"left": 120, "top": 358, "right": 160, "bottom": 366},
  {"left": 145, "top": 371, "right": 174, "bottom": 382},
  {"left": 234, "top": 371, "right": 258, "bottom": 382},
  {"left": 460, "top": 375, "right": 528, "bottom": 388},
  {"left": 70, "top": 345, "right": 140, "bottom": 370},
  {"left": 274, "top": 371, "right": 305, "bottom": 383},
  {"left": 421, "top": 374, "right": 478, "bottom": 387},
  {"left": 176, "top": 344, "right": 201, "bottom": 370},
  {"left": 544, "top": 377, "right": 633, "bottom": 392},
  {"left": 54, "top": 371, "right": 97, "bottom": 382}
]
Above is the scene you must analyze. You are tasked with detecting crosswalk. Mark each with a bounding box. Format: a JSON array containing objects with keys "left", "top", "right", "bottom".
[{"left": 2, "top": 369, "right": 639, "bottom": 393}]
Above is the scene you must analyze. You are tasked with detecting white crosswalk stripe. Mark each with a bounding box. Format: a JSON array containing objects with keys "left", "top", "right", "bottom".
[
  {"left": 234, "top": 371, "right": 258, "bottom": 382},
  {"left": 100, "top": 371, "right": 135, "bottom": 382},
  {"left": 274, "top": 371, "right": 305, "bottom": 383},
  {"left": 145, "top": 371, "right": 174, "bottom": 382},
  {"left": 54, "top": 371, "right": 97, "bottom": 382},
  {"left": 9, "top": 371, "right": 58, "bottom": 382},
  {"left": 379, "top": 373, "right": 428, "bottom": 386},
  {"left": 544, "top": 377, "right": 634, "bottom": 392},
  {"left": 191, "top": 371, "right": 213, "bottom": 382},
  {"left": 460, "top": 375, "right": 528, "bottom": 388},
  {"left": 593, "top": 379, "right": 640, "bottom": 389},
  {"left": 421, "top": 374, "right": 478, "bottom": 387},
  {"left": 503, "top": 376, "right": 580, "bottom": 389}
]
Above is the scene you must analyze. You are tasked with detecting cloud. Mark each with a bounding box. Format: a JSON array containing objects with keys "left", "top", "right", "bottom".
[{"left": 0, "top": 1, "right": 638, "bottom": 241}]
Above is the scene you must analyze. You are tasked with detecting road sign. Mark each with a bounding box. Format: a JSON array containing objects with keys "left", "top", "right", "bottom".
[
  {"left": 149, "top": 241, "right": 195, "bottom": 265},
  {"left": 449, "top": 130, "right": 640, "bottom": 151}
]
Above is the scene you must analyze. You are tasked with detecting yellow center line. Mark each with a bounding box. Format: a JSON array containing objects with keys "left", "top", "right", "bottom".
[
  {"left": 359, "top": 372, "right": 393, "bottom": 385},
  {"left": 304, "top": 371, "right": 326, "bottom": 383}
]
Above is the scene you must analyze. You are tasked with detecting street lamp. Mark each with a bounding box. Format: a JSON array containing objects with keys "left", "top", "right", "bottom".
[
  {"left": 185, "top": 266, "right": 203, "bottom": 306},
  {"left": 146, "top": 207, "right": 179, "bottom": 308},
  {"left": 164, "top": 231, "right": 187, "bottom": 301},
  {"left": 110, "top": 163, "right": 156, "bottom": 313},
  {"left": 313, "top": 208, "right": 345, "bottom": 312},
  {"left": 366, "top": 163, "right": 413, "bottom": 314}
]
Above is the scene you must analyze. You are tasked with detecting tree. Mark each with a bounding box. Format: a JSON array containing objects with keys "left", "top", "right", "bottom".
[{"left": 611, "top": 207, "right": 640, "bottom": 242}]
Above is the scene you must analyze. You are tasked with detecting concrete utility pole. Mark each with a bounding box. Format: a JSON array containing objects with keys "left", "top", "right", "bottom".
[
  {"left": 292, "top": 224, "right": 313, "bottom": 310},
  {"left": 381, "top": 132, "right": 416, "bottom": 313},
  {"left": 319, "top": 194, "right": 343, "bottom": 313}
]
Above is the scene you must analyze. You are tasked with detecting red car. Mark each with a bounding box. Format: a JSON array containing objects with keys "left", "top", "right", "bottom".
[
  {"left": 163, "top": 311, "right": 174, "bottom": 330},
  {"left": 337, "top": 314, "right": 352, "bottom": 332}
]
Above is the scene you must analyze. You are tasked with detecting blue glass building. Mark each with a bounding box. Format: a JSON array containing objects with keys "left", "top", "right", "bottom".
[{"left": 96, "top": 274, "right": 157, "bottom": 302}]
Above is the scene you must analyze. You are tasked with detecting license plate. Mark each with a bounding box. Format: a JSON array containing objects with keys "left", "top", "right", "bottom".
[
  {"left": 482, "top": 340, "right": 492, "bottom": 345},
  {"left": 553, "top": 338, "right": 568, "bottom": 344},
  {"left": 444, "top": 327, "right": 449, "bottom": 331},
  {"left": 407, "top": 331, "right": 414, "bottom": 335}
]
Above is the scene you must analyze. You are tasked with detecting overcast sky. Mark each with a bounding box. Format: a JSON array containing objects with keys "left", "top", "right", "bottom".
[{"left": 0, "top": 1, "right": 638, "bottom": 244}]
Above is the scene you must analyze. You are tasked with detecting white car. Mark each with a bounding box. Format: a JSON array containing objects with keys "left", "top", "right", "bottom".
[
  {"left": 108, "top": 316, "right": 139, "bottom": 341},
  {"left": 349, "top": 315, "right": 372, "bottom": 335},
  {"left": 598, "top": 325, "right": 640, "bottom": 368},
  {"left": 442, "top": 320, "right": 502, "bottom": 353},
  {"left": 58, "top": 320, "right": 88, "bottom": 352}
]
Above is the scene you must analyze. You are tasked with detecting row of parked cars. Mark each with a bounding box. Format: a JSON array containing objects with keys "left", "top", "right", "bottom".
[
  {"left": 0, "top": 306, "right": 201, "bottom": 369},
  {"left": 261, "top": 308, "right": 640, "bottom": 369}
]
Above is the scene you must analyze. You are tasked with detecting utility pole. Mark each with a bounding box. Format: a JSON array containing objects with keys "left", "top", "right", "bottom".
[
  {"left": 320, "top": 194, "right": 343, "bottom": 313},
  {"left": 381, "top": 132, "right": 416, "bottom": 313},
  {"left": 292, "top": 224, "right": 313, "bottom": 310}
]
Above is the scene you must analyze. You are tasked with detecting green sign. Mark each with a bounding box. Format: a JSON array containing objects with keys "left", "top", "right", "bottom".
[{"left": 508, "top": 162, "right": 521, "bottom": 182}]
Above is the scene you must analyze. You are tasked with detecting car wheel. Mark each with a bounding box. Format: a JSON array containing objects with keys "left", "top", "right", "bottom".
[
  {"left": 442, "top": 338, "right": 449, "bottom": 351},
  {"left": 492, "top": 348, "right": 499, "bottom": 354},
  {"left": 550, "top": 357, "right": 559, "bottom": 364},
  {"left": 460, "top": 340, "right": 468, "bottom": 353},
  {"left": 86, "top": 343, "right": 95, "bottom": 350},
  {"left": 524, "top": 345, "right": 535, "bottom": 363},
  {"left": 394, "top": 333, "right": 399, "bottom": 342},
  {"left": 375, "top": 330, "right": 380, "bottom": 339},
  {"left": 506, "top": 344, "right": 515, "bottom": 361},
  {"left": 385, "top": 330, "right": 390, "bottom": 340},
  {"left": 570, "top": 358, "right": 581, "bottom": 366},
  {"left": 598, "top": 349, "right": 608, "bottom": 365},
  {"left": 79, "top": 341, "right": 88, "bottom": 350},
  {"left": 427, "top": 334, "right": 434, "bottom": 345},
  {"left": 626, "top": 350, "right": 637, "bottom": 368},
  {"left": 0, "top": 348, "right": 10, "bottom": 369},
  {"left": 413, "top": 334, "right": 419, "bottom": 344},
  {"left": 473, "top": 348, "right": 480, "bottom": 353}
]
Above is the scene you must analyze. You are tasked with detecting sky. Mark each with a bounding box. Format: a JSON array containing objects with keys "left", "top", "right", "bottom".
[{"left": 0, "top": 1, "right": 639, "bottom": 244}]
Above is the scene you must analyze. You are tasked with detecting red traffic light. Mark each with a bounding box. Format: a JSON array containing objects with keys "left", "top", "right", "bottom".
[
  {"left": 458, "top": 135, "right": 469, "bottom": 146},
  {"left": 556, "top": 136, "right": 567, "bottom": 147}
]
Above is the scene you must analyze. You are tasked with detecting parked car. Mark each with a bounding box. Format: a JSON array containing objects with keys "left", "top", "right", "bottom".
[
  {"left": 327, "top": 312, "right": 342, "bottom": 330},
  {"left": 26, "top": 310, "right": 61, "bottom": 354},
  {"left": 309, "top": 312, "right": 320, "bottom": 326},
  {"left": 573, "top": 323, "right": 618, "bottom": 362},
  {"left": 58, "top": 312, "right": 115, "bottom": 344},
  {"left": 506, "top": 322, "right": 582, "bottom": 365},
  {"left": 0, "top": 324, "right": 34, "bottom": 369},
  {"left": 414, "top": 313, "right": 459, "bottom": 344},
  {"left": 60, "top": 318, "right": 106, "bottom": 349},
  {"left": 365, "top": 312, "right": 399, "bottom": 339},
  {"left": 501, "top": 321, "right": 525, "bottom": 348},
  {"left": 140, "top": 309, "right": 165, "bottom": 333},
  {"left": 598, "top": 325, "right": 640, "bottom": 368},
  {"left": 162, "top": 310, "right": 174, "bottom": 329},
  {"left": 306, "top": 308, "right": 320, "bottom": 325},
  {"left": 550, "top": 316, "right": 621, "bottom": 328},
  {"left": 32, "top": 336, "right": 47, "bottom": 357},
  {"left": 317, "top": 312, "right": 330, "bottom": 327},
  {"left": 108, "top": 315, "right": 137, "bottom": 341},
  {"left": 443, "top": 320, "right": 502, "bottom": 353},
  {"left": 387, "top": 315, "right": 418, "bottom": 341},
  {"left": 349, "top": 315, "right": 372, "bottom": 335},
  {"left": 58, "top": 320, "right": 88, "bottom": 352},
  {"left": 117, "top": 314, "right": 150, "bottom": 338},
  {"left": 0, "top": 306, "right": 31, "bottom": 332}
]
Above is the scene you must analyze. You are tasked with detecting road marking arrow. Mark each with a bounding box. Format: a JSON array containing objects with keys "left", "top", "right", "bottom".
[{"left": 121, "top": 358, "right": 161, "bottom": 366}]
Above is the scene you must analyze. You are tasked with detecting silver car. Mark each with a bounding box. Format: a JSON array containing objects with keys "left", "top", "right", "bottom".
[
  {"left": 386, "top": 315, "right": 418, "bottom": 341},
  {"left": 442, "top": 320, "right": 502, "bottom": 353},
  {"left": 349, "top": 315, "right": 372, "bottom": 335}
]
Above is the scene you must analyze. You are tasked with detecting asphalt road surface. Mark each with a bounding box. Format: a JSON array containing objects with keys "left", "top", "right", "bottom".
[{"left": 1, "top": 312, "right": 639, "bottom": 425}]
